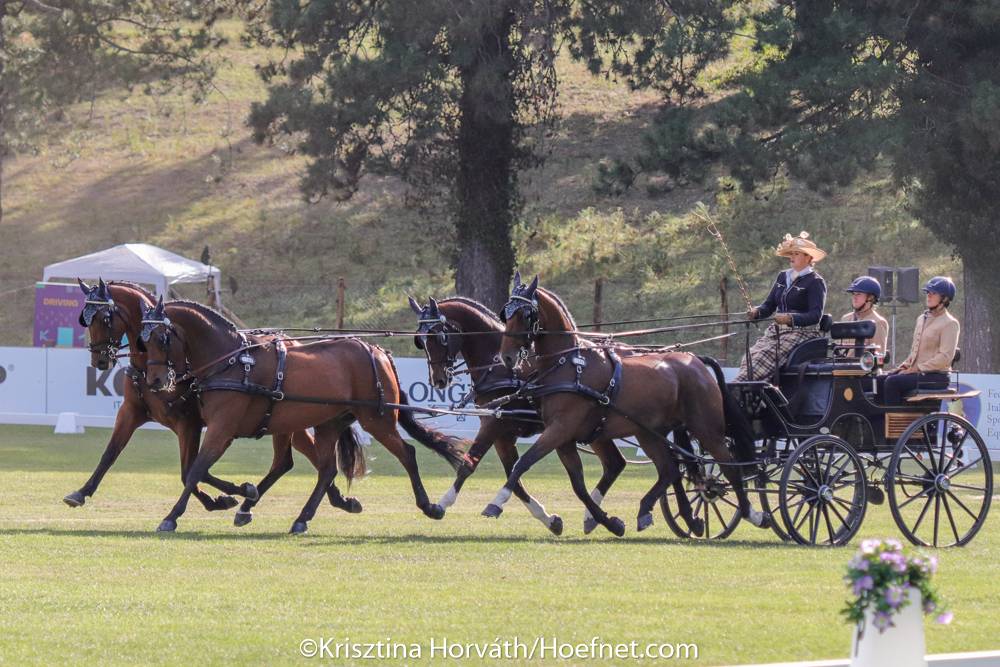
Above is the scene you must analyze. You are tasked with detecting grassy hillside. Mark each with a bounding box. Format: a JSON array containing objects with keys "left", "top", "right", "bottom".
[{"left": 0, "top": 21, "right": 960, "bottom": 362}]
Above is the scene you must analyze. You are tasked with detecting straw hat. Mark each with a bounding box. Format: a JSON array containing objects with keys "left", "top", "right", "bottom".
[{"left": 775, "top": 231, "right": 827, "bottom": 262}]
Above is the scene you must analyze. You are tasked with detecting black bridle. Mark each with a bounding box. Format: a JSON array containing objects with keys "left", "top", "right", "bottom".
[
  {"left": 81, "top": 298, "right": 127, "bottom": 361},
  {"left": 140, "top": 310, "right": 188, "bottom": 393},
  {"left": 415, "top": 312, "right": 465, "bottom": 380},
  {"left": 499, "top": 291, "right": 540, "bottom": 363}
]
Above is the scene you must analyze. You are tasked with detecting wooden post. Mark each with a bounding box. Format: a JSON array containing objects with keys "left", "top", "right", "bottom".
[
  {"left": 720, "top": 275, "right": 730, "bottom": 363},
  {"left": 336, "top": 277, "right": 346, "bottom": 329},
  {"left": 593, "top": 277, "right": 604, "bottom": 331}
]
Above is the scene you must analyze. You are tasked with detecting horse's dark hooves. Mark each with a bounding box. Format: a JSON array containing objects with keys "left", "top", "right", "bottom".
[
  {"left": 425, "top": 504, "right": 445, "bottom": 520},
  {"left": 233, "top": 510, "right": 253, "bottom": 527},
  {"left": 548, "top": 515, "right": 564, "bottom": 536},
  {"left": 216, "top": 495, "right": 239, "bottom": 511},
  {"left": 583, "top": 516, "right": 598, "bottom": 535},
  {"left": 290, "top": 521, "right": 308, "bottom": 534},
  {"left": 607, "top": 516, "right": 626, "bottom": 537},
  {"left": 156, "top": 519, "right": 177, "bottom": 533},
  {"left": 637, "top": 513, "right": 654, "bottom": 532},
  {"left": 689, "top": 517, "right": 705, "bottom": 538},
  {"left": 755, "top": 511, "right": 773, "bottom": 530},
  {"left": 341, "top": 497, "right": 363, "bottom": 514},
  {"left": 481, "top": 504, "right": 503, "bottom": 519},
  {"left": 241, "top": 483, "right": 259, "bottom": 502},
  {"left": 63, "top": 492, "right": 86, "bottom": 508}
]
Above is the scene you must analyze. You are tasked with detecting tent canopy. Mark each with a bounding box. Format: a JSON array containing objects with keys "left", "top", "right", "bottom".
[{"left": 42, "top": 243, "right": 221, "bottom": 303}]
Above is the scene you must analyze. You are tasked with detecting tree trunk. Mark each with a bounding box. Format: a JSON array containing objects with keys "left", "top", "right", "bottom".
[
  {"left": 962, "top": 258, "right": 999, "bottom": 373},
  {"left": 453, "top": 6, "right": 517, "bottom": 311}
]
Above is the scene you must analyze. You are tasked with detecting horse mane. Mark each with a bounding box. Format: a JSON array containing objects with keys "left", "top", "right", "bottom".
[
  {"left": 440, "top": 296, "right": 502, "bottom": 327},
  {"left": 107, "top": 281, "right": 157, "bottom": 302},
  {"left": 166, "top": 300, "right": 240, "bottom": 335},
  {"left": 536, "top": 287, "right": 578, "bottom": 331}
]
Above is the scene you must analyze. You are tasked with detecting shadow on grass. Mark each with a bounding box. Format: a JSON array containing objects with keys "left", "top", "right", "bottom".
[{"left": 0, "top": 526, "right": 810, "bottom": 550}]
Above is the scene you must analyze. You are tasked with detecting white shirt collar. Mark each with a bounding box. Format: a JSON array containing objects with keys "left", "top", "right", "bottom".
[{"left": 786, "top": 265, "right": 813, "bottom": 283}]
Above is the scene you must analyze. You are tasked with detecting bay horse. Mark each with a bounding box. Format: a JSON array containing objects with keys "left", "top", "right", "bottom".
[
  {"left": 140, "top": 298, "right": 466, "bottom": 533},
  {"left": 409, "top": 296, "right": 642, "bottom": 536},
  {"left": 67, "top": 279, "right": 362, "bottom": 524},
  {"left": 484, "top": 274, "right": 771, "bottom": 536},
  {"left": 66, "top": 279, "right": 255, "bottom": 511}
]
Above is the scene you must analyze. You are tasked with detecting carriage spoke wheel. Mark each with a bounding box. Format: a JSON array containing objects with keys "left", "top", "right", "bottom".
[
  {"left": 779, "top": 435, "right": 867, "bottom": 546},
  {"left": 887, "top": 413, "right": 993, "bottom": 547},
  {"left": 661, "top": 443, "right": 741, "bottom": 540},
  {"left": 753, "top": 437, "right": 797, "bottom": 542}
]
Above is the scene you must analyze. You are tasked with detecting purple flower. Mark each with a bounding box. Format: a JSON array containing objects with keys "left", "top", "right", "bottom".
[
  {"left": 849, "top": 555, "right": 870, "bottom": 572},
  {"left": 885, "top": 585, "right": 906, "bottom": 608},
  {"left": 853, "top": 575, "right": 875, "bottom": 596},
  {"left": 861, "top": 539, "right": 881, "bottom": 555},
  {"left": 873, "top": 611, "right": 894, "bottom": 632},
  {"left": 879, "top": 551, "right": 908, "bottom": 573},
  {"left": 884, "top": 538, "right": 903, "bottom": 551},
  {"left": 936, "top": 611, "right": 953, "bottom": 625},
  {"left": 927, "top": 556, "right": 939, "bottom": 574}
]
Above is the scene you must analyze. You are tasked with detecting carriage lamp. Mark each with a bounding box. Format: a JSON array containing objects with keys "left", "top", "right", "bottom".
[{"left": 859, "top": 351, "right": 876, "bottom": 373}]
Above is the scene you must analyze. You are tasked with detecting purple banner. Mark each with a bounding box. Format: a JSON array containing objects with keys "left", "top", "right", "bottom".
[{"left": 34, "top": 283, "right": 86, "bottom": 348}]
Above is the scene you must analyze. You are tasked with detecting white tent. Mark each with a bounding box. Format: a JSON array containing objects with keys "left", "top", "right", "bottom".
[{"left": 42, "top": 243, "right": 222, "bottom": 306}]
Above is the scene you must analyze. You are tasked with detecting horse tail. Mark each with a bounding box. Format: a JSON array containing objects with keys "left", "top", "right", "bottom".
[
  {"left": 698, "top": 355, "right": 756, "bottom": 463},
  {"left": 336, "top": 424, "right": 368, "bottom": 486},
  {"left": 396, "top": 391, "right": 468, "bottom": 471}
]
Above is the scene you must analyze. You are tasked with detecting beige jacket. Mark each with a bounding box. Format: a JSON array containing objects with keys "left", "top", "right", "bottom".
[
  {"left": 839, "top": 308, "right": 889, "bottom": 355},
  {"left": 900, "top": 309, "right": 960, "bottom": 373}
]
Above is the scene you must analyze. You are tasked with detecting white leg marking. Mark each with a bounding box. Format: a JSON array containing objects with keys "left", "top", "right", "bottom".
[
  {"left": 439, "top": 485, "right": 458, "bottom": 509},
  {"left": 522, "top": 497, "right": 551, "bottom": 525},
  {"left": 490, "top": 486, "right": 513, "bottom": 509},
  {"left": 582, "top": 488, "right": 604, "bottom": 521},
  {"left": 749, "top": 508, "right": 765, "bottom": 527}
]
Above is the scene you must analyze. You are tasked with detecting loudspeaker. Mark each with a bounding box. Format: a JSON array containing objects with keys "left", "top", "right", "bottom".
[
  {"left": 868, "top": 266, "right": 894, "bottom": 300},
  {"left": 896, "top": 267, "right": 920, "bottom": 303}
]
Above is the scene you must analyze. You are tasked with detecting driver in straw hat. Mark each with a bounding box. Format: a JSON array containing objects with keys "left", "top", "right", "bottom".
[{"left": 736, "top": 231, "right": 828, "bottom": 381}]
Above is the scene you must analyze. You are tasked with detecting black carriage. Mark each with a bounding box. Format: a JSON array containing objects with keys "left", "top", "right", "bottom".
[{"left": 662, "top": 316, "right": 993, "bottom": 547}]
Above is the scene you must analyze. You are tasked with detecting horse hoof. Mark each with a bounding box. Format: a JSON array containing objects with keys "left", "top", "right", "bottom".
[
  {"left": 216, "top": 495, "right": 239, "bottom": 511},
  {"left": 548, "top": 515, "right": 564, "bottom": 536},
  {"left": 290, "top": 521, "right": 308, "bottom": 534},
  {"left": 342, "top": 497, "right": 363, "bottom": 514},
  {"left": 63, "top": 492, "right": 86, "bottom": 508},
  {"left": 425, "top": 504, "right": 445, "bottom": 520},
  {"left": 689, "top": 517, "right": 705, "bottom": 538},
  {"left": 481, "top": 504, "right": 503, "bottom": 519},
  {"left": 637, "top": 513, "right": 654, "bottom": 532},
  {"left": 759, "top": 512, "right": 773, "bottom": 529},
  {"left": 241, "top": 483, "right": 259, "bottom": 502},
  {"left": 607, "top": 516, "right": 626, "bottom": 537},
  {"left": 583, "top": 516, "right": 598, "bottom": 535},
  {"left": 233, "top": 510, "right": 253, "bottom": 527},
  {"left": 156, "top": 519, "right": 177, "bottom": 533}
]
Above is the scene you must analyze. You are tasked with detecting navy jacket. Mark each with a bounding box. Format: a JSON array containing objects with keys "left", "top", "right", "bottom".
[{"left": 757, "top": 269, "right": 827, "bottom": 327}]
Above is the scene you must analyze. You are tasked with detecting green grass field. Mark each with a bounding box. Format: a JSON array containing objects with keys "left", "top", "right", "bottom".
[{"left": 0, "top": 425, "right": 997, "bottom": 666}]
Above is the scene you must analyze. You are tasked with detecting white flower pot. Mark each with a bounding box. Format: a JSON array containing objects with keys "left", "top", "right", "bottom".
[{"left": 851, "top": 588, "right": 926, "bottom": 667}]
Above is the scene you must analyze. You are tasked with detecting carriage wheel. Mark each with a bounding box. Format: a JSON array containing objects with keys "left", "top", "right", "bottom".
[
  {"left": 661, "top": 440, "right": 742, "bottom": 539},
  {"left": 778, "top": 435, "right": 868, "bottom": 546},
  {"left": 753, "top": 437, "right": 796, "bottom": 542},
  {"left": 887, "top": 413, "right": 993, "bottom": 547}
]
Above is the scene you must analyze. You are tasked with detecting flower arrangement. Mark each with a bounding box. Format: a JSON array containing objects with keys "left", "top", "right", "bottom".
[{"left": 843, "top": 538, "right": 952, "bottom": 633}]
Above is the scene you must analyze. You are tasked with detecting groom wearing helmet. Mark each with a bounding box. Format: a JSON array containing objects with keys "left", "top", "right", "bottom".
[
  {"left": 879, "top": 276, "right": 960, "bottom": 405},
  {"left": 840, "top": 276, "right": 888, "bottom": 355}
]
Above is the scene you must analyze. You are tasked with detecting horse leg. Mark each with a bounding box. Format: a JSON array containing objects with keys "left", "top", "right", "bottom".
[
  {"left": 582, "top": 438, "right": 627, "bottom": 535},
  {"left": 554, "top": 442, "right": 625, "bottom": 537},
  {"left": 64, "top": 401, "right": 147, "bottom": 507},
  {"left": 481, "top": 426, "right": 568, "bottom": 520},
  {"left": 493, "top": 432, "right": 563, "bottom": 536},
  {"left": 361, "top": 416, "right": 444, "bottom": 520},
  {"left": 156, "top": 425, "right": 235, "bottom": 533},
  {"left": 233, "top": 432, "right": 296, "bottom": 527},
  {"left": 634, "top": 432, "right": 689, "bottom": 533},
  {"left": 289, "top": 422, "right": 341, "bottom": 534},
  {"left": 437, "top": 419, "right": 502, "bottom": 510},
  {"left": 656, "top": 429, "right": 704, "bottom": 536},
  {"left": 174, "top": 419, "right": 239, "bottom": 512}
]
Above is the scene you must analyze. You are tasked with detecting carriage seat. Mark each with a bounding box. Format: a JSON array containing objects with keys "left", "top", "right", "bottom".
[{"left": 902, "top": 349, "right": 963, "bottom": 401}]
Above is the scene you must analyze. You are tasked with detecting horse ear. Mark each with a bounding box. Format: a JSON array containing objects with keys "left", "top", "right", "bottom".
[
  {"left": 97, "top": 277, "right": 108, "bottom": 296},
  {"left": 154, "top": 295, "right": 164, "bottom": 317},
  {"left": 526, "top": 275, "right": 539, "bottom": 297},
  {"left": 78, "top": 278, "right": 93, "bottom": 294},
  {"left": 408, "top": 296, "right": 423, "bottom": 315},
  {"left": 429, "top": 297, "right": 439, "bottom": 315},
  {"left": 513, "top": 270, "right": 522, "bottom": 288}
]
